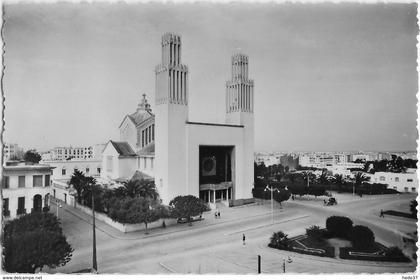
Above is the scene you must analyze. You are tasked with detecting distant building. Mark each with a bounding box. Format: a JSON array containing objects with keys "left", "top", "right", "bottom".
[
  {"left": 3, "top": 143, "right": 23, "bottom": 161},
  {"left": 46, "top": 144, "right": 105, "bottom": 161},
  {"left": 370, "top": 171, "right": 418, "bottom": 193},
  {"left": 2, "top": 162, "right": 53, "bottom": 219},
  {"left": 279, "top": 154, "right": 299, "bottom": 170},
  {"left": 40, "top": 159, "right": 102, "bottom": 181}
]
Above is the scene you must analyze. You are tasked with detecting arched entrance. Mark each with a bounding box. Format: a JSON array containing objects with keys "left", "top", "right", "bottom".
[{"left": 33, "top": 194, "right": 42, "bottom": 212}]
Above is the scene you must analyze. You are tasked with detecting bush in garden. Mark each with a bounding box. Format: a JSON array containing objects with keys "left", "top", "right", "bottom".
[
  {"left": 326, "top": 216, "right": 353, "bottom": 238},
  {"left": 350, "top": 225, "right": 375, "bottom": 250},
  {"left": 306, "top": 225, "right": 324, "bottom": 241},
  {"left": 385, "top": 246, "right": 406, "bottom": 258},
  {"left": 269, "top": 231, "right": 290, "bottom": 249}
]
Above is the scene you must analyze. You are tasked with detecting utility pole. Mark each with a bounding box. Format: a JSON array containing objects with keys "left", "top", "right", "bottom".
[
  {"left": 258, "top": 255, "right": 261, "bottom": 274},
  {"left": 92, "top": 186, "right": 97, "bottom": 273}
]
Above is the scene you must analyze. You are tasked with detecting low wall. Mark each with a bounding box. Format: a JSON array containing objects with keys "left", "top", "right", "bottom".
[{"left": 75, "top": 203, "right": 177, "bottom": 233}]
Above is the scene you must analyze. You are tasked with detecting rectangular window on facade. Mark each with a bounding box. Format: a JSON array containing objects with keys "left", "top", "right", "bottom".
[
  {"left": 86, "top": 168, "right": 90, "bottom": 173},
  {"left": 45, "top": 175, "right": 50, "bottom": 186},
  {"left": 3, "top": 176, "right": 9, "bottom": 189},
  {"left": 142, "top": 130, "right": 145, "bottom": 147},
  {"left": 107, "top": 156, "right": 113, "bottom": 172},
  {"left": 97, "top": 168, "right": 101, "bottom": 174},
  {"left": 395, "top": 177, "right": 399, "bottom": 182},
  {"left": 17, "top": 197, "right": 25, "bottom": 214},
  {"left": 18, "top": 176, "right": 25, "bottom": 188},
  {"left": 407, "top": 179, "right": 413, "bottom": 182},
  {"left": 404, "top": 187, "right": 409, "bottom": 192},
  {"left": 3, "top": 198, "right": 9, "bottom": 216},
  {"left": 62, "top": 169, "right": 66, "bottom": 175},
  {"left": 33, "top": 175, "right": 43, "bottom": 187},
  {"left": 144, "top": 158, "right": 147, "bottom": 169},
  {"left": 152, "top": 124, "right": 155, "bottom": 141},
  {"left": 412, "top": 187, "right": 416, "bottom": 192}
]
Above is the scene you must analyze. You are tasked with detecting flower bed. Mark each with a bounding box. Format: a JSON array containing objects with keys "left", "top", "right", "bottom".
[
  {"left": 339, "top": 243, "right": 411, "bottom": 262},
  {"left": 269, "top": 234, "right": 335, "bottom": 258}
]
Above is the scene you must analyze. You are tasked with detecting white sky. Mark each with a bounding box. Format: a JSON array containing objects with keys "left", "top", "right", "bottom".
[{"left": 3, "top": 2, "right": 418, "bottom": 152}]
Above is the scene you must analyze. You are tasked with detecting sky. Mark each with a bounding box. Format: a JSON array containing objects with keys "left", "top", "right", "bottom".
[{"left": 3, "top": 2, "right": 418, "bottom": 152}]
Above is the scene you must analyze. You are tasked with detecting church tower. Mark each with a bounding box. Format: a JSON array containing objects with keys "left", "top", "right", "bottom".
[
  {"left": 226, "top": 53, "right": 254, "bottom": 125},
  {"left": 154, "top": 33, "right": 189, "bottom": 204},
  {"left": 226, "top": 53, "right": 255, "bottom": 199}
]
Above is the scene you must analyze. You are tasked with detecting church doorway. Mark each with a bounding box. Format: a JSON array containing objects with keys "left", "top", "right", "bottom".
[{"left": 198, "top": 145, "right": 235, "bottom": 207}]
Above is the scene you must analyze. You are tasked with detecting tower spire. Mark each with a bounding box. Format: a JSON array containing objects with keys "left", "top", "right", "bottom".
[{"left": 226, "top": 53, "right": 254, "bottom": 117}]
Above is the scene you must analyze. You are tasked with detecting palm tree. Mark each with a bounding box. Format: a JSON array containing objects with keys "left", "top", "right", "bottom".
[
  {"left": 301, "top": 171, "right": 315, "bottom": 187},
  {"left": 122, "top": 179, "right": 159, "bottom": 200},
  {"left": 317, "top": 172, "right": 330, "bottom": 185},
  {"left": 354, "top": 172, "right": 369, "bottom": 187},
  {"left": 69, "top": 170, "right": 86, "bottom": 204},
  {"left": 333, "top": 174, "right": 346, "bottom": 192}
]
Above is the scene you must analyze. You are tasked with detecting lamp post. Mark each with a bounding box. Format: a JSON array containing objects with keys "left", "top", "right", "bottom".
[
  {"left": 91, "top": 185, "right": 98, "bottom": 273},
  {"left": 264, "top": 185, "right": 280, "bottom": 224},
  {"left": 283, "top": 256, "right": 293, "bottom": 273}
]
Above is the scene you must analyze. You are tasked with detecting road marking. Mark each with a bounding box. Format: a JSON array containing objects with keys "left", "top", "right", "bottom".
[{"left": 225, "top": 215, "right": 309, "bottom": 236}]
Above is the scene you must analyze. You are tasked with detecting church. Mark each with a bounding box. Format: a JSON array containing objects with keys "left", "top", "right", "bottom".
[{"left": 102, "top": 33, "right": 255, "bottom": 208}]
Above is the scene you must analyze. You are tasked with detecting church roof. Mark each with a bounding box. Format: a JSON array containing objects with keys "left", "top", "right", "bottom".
[
  {"left": 137, "top": 143, "right": 155, "bottom": 156},
  {"left": 109, "top": 141, "right": 137, "bottom": 157},
  {"left": 119, "top": 94, "right": 155, "bottom": 128}
]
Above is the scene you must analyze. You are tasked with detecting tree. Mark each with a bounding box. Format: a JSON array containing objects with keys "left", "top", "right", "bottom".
[
  {"left": 333, "top": 174, "right": 346, "bottom": 192},
  {"left": 9, "top": 149, "right": 25, "bottom": 161},
  {"left": 317, "top": 172, "right": 330, "bottom": 185},
  {"left": 169, "top": 195, "right": 209, "bottom": 226},
  {"left": 118, "top": 179, "right": 159, "bottom": 200},
  {"left": 306, "top": 225, "right": 324, "bottom": 241},
  {"left": 326, "top": 216, "right": 353, "bottom": 238},
  {"left": 354, "top": 172, "right": 368, "bottom": 187},
  {"left": 127, "top": 198, "right": 168, "bottom": 234},
  {"left": 69, "top": 170, "right": 87, "bottom": 204},
  {"left": 24, "top": 150, "right": 41, "bottom": 163},
  {"left": 269, "top": 231, "right": 289, "bottom": 249},
  {"left": 410, "top": 200, "right": 418, "bottom": 218},
  {"left": 301, "top": 171, "right": 316, "bottom": 187},
  {"left": 272, "top": 187, "right": 291, "bottom": 205},
  {"left": 350, "top": 225, "right": 375, "bottom": 250},
  {"left": 3, "top": 212, "right": 73, "bottom": 273}
]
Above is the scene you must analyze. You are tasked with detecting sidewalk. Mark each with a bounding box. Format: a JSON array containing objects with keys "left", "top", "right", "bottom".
[{"left": 51, "top": 199, "right": 289, "bottom": 241}]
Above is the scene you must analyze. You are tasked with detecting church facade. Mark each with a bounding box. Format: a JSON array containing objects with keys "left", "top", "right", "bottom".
[{"left": 102, "top": 33, "right": 255, "bottom": 207}]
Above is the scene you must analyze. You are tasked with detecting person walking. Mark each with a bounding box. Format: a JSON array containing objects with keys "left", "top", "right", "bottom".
[
  {"left": 243, "top": 234, "right": 246, "bottom": 245},
  {"left": 218, "top": 211, "right": 221, "bottom": 219},
  {"left": 380, "top": 209, "right": 385, "bottom": 218}
]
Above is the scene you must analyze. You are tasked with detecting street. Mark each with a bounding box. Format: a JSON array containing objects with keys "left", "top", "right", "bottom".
[{"left": 47, "top": 192, "right": 417, "bottom": 274}]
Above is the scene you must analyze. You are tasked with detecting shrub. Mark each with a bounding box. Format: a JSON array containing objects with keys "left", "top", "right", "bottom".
[
  {"left": 306, "top": 225, "right": 324, "bottom": 241},
  {"left": 326, "top": 216, "right": 353, "bottom": 238},
  {"left": 269, "top": 231, "right": 290, "bottom": 249},
  {"left": 350, "top": 225, "right": 375, "bottom": 250},
  {"left": 385, "top": 246, "right": 405, "bottom": 258}
]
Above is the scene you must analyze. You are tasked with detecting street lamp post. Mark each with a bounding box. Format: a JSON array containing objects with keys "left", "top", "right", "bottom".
[
  {"left": 264, "top": 185, "right": 280, "bottom": 224},
  {"left": 283, "top": 256, "right": 293, "bottom": 273},
  {"left": 91, "top": 186, "right": 98, "bottom": 273}
]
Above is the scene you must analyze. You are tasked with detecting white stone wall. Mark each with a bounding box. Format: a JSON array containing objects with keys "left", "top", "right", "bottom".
[
  {"left": 370, "top": 172, "right": 418, "bottom": 193},
  {"left": 41, "top": 159, "right": 102, "bottom": 181}
]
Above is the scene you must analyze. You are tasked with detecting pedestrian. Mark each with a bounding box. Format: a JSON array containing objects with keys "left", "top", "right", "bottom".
[
  {"left": 215, "top": 212, "right": 218, "bottom": 219},
  {"left": 218, "top": 211, "right": 221, "bottom": 218},
  {"left": 292, "top": 195, "right": 295, "bottom": 201},
  {"left": 243, "top": 234, "right": 246, "bottom": 245},
  {"left": 380, "top": 209, "right": 384, "bottom": 218},
  {"left": 323, "top": 199, "right": 326, "bottom": 205}
]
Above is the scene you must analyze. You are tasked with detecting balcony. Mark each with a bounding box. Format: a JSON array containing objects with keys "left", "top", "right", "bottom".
[{"left": 16, "top": 208, "right": 26, "bottom": 215}]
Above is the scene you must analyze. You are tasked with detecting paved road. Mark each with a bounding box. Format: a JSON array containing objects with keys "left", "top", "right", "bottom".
[{"left": 47, "top": 192, "right": 417, "bottom": 274}]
